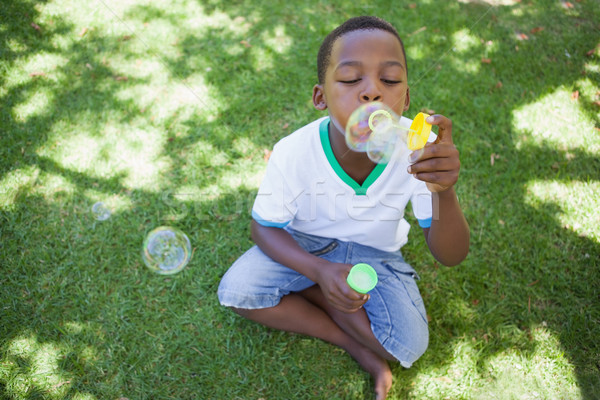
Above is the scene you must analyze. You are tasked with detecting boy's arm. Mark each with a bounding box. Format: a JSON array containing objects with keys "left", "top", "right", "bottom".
[
  {"left": 408, "top": 115, "right": 470, "bottom": 266},
  {"left": 423, "top": 188, "right": 470, "bottom": 266},
  {"left": 250, "top": 220, "right": 368, "bottom": 312}
]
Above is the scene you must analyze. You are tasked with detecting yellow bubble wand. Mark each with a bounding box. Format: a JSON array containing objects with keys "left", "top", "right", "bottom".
[{"left": 345, "top": 102, "right": 432, "bottom": 164}]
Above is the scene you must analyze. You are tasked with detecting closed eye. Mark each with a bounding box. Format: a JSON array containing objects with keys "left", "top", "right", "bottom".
[
  {"left": 382, "top": 79, "right": 402, "bottom": 85},
  {"left": 339, "top": 79, "right": 361, "bottom": 84}
]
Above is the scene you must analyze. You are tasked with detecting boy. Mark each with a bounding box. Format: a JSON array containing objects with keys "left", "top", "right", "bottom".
[{"left": 218, "top": 16, "right": 470, "bottom": 400}]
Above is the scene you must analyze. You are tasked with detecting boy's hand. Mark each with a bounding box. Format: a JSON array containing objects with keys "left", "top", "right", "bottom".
[
  {"left": 317, "top": 262, "right": 369, "bottom": 313},
  {"left": 407, "top": 114, "right": 460, "bottom": 193}
]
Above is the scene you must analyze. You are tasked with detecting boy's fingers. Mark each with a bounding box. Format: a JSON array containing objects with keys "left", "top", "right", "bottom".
[
  {"left": 330, "top": 297, "right": 362, "bottom": 312},
  {"left": 409, "top": 141, "right": 459, "bottom": 168},
  {"left": 409, "top": 148, "right": 460, "bottom": 172},
  {"left": 343, "top": 288, "right": 368, "bottom": 306},
  {"left": 409, "top": 156, "right": 460, "bottom": 186},
  {"left": 426, "top": 114, "right": 453, "bottom": 144},
  {"left": 335, "top": 299, "right": 369, "bottom": 313},
  {"left": 415, "top": 171, "right": 459, "bottom": 188},
  {"left": 408, "top": 134, "right": 460, "bottom": 190},
  {"left": 408, "top": 115, "right": 454, "bottom": 163},
  {"left": 333, "top": 288, "right": 369, "bottom": 312}
]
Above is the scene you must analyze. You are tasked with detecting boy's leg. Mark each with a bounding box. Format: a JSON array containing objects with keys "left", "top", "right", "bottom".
[
  {"left": 219, "top": 237, "right": 428, "bottom": 370},
  {"left": 218, "top": 241, "right": 361, "bottom": 347},
  {"left": 343, "top": 249, "right": 430, "bottom": 369},
  {"left": 232, "top": 293, "right": 392, "bottom": 400},
  {"left": 218, "top": 240, "right": 393, "bottom": 399},
  {"left": 299, "top": 285, "right": 396, "bottom": 361}
]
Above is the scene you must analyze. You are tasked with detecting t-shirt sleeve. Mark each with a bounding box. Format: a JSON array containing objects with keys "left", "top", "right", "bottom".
[
  {"left": 410, "top": 180, "right": 433, "bottom": 228},
  {"left": 251, "top": 148, "right": 297, "bottom": 228}
]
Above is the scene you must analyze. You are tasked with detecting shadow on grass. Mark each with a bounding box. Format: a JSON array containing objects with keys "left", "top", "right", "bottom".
[{"left": 1, "top": 0, "right": 599, "bottom": 399}]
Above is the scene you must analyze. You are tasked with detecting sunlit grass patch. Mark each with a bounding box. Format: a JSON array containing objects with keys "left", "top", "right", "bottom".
[
  {"left": 2, "top": 333, "right": 73, "bottom": 399},
  {"left": 12, "top": 87, "right": 55, "bottom": 123},
  {"left": 525, "top": 180, "right": 600, "bottom": 242},
  {"left": 408, "top": 338, "right": 480, "bottom": 399},
  {"left": 36, "top": 121, "right": 170, "bottom": 190},
  {"left": 513, "top": 84, "right": 599, "bottom": 151},
  {"left": 0, "top": 166, "right": 41, "bottom": 210},
  {"left": 474, "top": 324, "right": 580, "bottom": 400}
]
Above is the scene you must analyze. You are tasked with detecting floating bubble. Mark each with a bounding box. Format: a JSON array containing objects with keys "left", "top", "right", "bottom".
[
  {"left": 345, "top": 102, "right": 393, "bottom": 151},
  {"left": 345, "top": 102, "right": 432, "bottom": 164},
  {"left": 368, "top": 109, "right": 393, "bottom": 131},
  {"left": 91, "top": 202, "right": 111, "bottom": 221},
  {"left": 142, "top": 226, "right": 192, "bottom": 275},
  {"left": 366, "top": 120, "right": 398, "bottom": 164}
]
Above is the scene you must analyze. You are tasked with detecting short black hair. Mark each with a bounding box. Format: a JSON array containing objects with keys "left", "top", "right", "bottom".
[{"left": 317, "top": 16, "right": 407, "bottom": 84}]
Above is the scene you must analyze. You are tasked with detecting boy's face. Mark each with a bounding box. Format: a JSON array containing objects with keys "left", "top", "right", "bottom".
[{"left": 313, "top": 29, "right": 410, "bottom": 137}]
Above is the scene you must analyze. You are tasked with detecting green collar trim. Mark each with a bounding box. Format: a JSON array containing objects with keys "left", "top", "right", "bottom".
[{"left": 319, "top": 118, "right": 387, "bottom": 196}]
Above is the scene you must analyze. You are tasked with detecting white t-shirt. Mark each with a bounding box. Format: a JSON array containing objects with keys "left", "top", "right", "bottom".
[{"left": 252, "top": 117, "right": 433, "bottom": 252}]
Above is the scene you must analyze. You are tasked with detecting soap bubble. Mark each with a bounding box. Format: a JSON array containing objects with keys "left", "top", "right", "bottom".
[
  {"left": 91, "top": 202, "right": 111, "bottom": 221},
  {"left": 366, "top": 120, "right": 398, "bottom": 164},
  {"left": 346, "top": 102, "right": 392, "bottom": 151},
  {"left": 142, "top": 226, "right": 192, "bottom": 275},
  {"left": 345, "top": 102, "right": 414, "bottom": 164}
]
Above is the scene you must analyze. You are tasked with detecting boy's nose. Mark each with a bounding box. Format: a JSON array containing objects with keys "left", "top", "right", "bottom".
[{"left": 360, "top": 79, "right": 382, "bottom": 102}]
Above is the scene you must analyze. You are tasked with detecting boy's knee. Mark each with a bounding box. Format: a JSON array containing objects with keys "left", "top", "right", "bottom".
[{"left": 402, "top": 328, "right": 429, "bottom": 367}]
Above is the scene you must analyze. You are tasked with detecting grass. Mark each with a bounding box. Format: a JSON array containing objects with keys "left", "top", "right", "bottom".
[{"left": 1, "top": 0, "right": 599, "bottom": 398}]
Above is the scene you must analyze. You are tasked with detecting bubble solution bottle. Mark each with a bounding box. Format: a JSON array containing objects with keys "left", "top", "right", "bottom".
[{"left": 347, "top": 263, "right": 378, "bottom": 294}]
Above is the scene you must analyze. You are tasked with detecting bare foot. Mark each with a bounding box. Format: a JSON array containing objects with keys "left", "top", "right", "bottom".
[
  {"left": 343, "top": 342, "right": 392, "bottom": 399},
  {"left": 371, "top": 357, "right": 392, "bottom": 400},
  {"left": 374, "top": 366, "right": 393, "bottom": 400}
]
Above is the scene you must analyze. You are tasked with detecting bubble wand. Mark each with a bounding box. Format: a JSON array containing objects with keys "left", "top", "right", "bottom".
[{"left": 345, "top": 102, "right": 432, "bottom": 164}]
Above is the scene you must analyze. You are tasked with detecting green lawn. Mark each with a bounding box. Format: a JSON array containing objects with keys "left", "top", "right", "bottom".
[{"left": 1, "top": 0, "right": 599, "bottom": 399}]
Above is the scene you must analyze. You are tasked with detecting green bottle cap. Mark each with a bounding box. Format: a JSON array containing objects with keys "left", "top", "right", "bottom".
[{"left": 347, "top": 263, "right": 378, "bottom": 294}]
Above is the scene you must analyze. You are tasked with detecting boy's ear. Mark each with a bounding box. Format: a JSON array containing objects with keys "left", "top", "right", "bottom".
[
  {"left": 404, "top": 86, "right": 411, "bottom": 112},
  {"left": 312, "top": 84, "right": 327, "bottom": 110}
]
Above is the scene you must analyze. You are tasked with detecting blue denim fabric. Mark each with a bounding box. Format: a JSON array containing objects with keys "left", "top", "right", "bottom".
[{"left": 217, "top": 229, "right": 429, "bottom": 367}]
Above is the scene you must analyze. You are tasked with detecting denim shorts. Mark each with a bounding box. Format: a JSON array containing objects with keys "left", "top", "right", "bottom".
[{"left": 217, "top": 229, "right": 429, "bottom": 368}]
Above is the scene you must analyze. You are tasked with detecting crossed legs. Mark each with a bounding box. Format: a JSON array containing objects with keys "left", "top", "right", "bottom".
[{"left": 232, "top": 285, "right": 394, "bottom": 400}]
